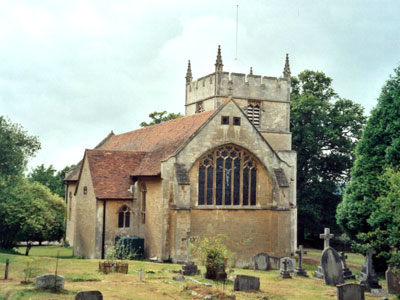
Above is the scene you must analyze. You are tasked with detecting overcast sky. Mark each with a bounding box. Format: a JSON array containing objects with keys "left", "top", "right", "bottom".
[{"left": 1, "top": 0, "right": 399, "bottom": 172}]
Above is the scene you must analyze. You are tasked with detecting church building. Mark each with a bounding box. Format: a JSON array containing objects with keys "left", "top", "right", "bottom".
[{"left": 65, "top": 46, "right": 297, "bottom": 267}]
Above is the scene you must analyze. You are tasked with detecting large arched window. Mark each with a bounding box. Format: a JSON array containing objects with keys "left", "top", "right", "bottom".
[
  {"left": 118, "top": 205, "right": 131, "bottom": 228},
  {"left": 198, "top": 145, "right": 257, "bottom": 206}
]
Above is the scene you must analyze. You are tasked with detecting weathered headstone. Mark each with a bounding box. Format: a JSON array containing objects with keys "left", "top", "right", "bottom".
[
  {"left": 358, "top": 249, "right": 382, "bottom": 292},
  {"left": 234, "top": 275, "right": 260, "bottom": 291},
  {"left": 320, "top": 247, "right": 344, "bottom": 286},
  {"left": 75, "top": 291, "right": 103, "bottom": 300},
  {"left": 181, "top": 232, "right": 199, "bottom": 276},
  {"left": 279, "top": 258, "right": 292, "bottom": 279},
  {"left": 386, "top": 267, "right": 400, "bottom": 294},
  {"left": 35, "top": 274, "right": 65, "bottom": 290},
  {"left": 336, "top": 283, "right": 365, "bottom": 300},
  {"left": 279, "top": 257, "right": 296, "bottom": 272},
  {"left": 320, "top": 228, "right": 334, "bottom": 249},
  {"left": 254, "top": 253, "right": 270, "bottom": 271},
  {"left": 182, "top": 262, "right": 200, "bottom": 276},
  {"left": 340, "top": 251, "right": 355, "bottom": 280},
  {"left": 294, "top": 245, "right": 308, "bottom": 277},
  {"left": 4, "top": 258, "right": 9, "bottom": 280}
]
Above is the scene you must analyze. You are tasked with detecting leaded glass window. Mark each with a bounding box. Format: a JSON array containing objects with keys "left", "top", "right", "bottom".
[
  {"left": 118, "top": 205, "right": 131, "bottom": 228},
  {"left": 198, "top": 145, "right": 257, "bottom": 206}
]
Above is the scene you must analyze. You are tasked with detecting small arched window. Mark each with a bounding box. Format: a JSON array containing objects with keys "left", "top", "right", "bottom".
[
  {"left": 118, "top": 205, "right": 131, "bottom": 228},
  {"left": 198, "top": 145, "right": 257, "bottom": 206}
]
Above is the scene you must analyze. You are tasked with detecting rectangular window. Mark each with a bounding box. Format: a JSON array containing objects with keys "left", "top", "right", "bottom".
[
  {"left": 83, "top": 186, "right": 88, "bottom": 195},
  {"left": 221, "top": 116, "right": 229, "bottom": 125},
  {"left": 233, "top": 117, "right": 241, "bottom": 126},
  {"left": 247, "top": 102, "right": 260, "bottom": 127}
]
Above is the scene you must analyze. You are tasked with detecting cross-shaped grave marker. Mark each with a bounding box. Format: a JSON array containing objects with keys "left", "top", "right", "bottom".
[
  {"left": 320, "top": 228, "right": 334, "bottom": 249},
  {"left": 280, "top": 258, "right": 292, "bottom": 279},
  {"left": 182, "top": 232, "right": 196, "bottom": 263},
  {"left": 296, "top": 245, "right": 307, "bottom": 270}
]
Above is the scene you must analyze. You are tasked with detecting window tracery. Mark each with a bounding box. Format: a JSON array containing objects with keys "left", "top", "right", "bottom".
[
  {"left": 198, "top": 145, "right": 257, "bottom": 206},
  {"left": 118, "top": 205, "right": 131, "bottom": 228}
]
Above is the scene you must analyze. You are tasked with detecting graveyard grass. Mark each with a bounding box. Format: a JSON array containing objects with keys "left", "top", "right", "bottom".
[{"left": 0, "top": 246, "right": 396, "bottom": 300}]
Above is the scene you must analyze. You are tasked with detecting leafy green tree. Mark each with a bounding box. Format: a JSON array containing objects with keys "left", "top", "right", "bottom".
[
  {"left": 29, "top": 164, "right": 75, "bottom": 198},
  {"left": 337, "top": 65, "right": 400, "bottom": 269},
  {"left": 0, "top": 116, "right": 40, "bottom": 178},
  {"left": 0, "top": 117, "right": 41, "bottom": 249},
  {"left": 291, "top": 70, "right": 366, "bottom": 244},
  {"left": 140, "top": 111, "right": 183, "bottom": 127}
]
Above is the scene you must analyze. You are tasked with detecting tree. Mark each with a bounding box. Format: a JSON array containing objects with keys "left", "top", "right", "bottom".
[
  {"left": 0, "top": 179, "right": 66, "bottom": 254},
  {"left": 0, "top": 117, "right": 41, "bottom": 249},
  {"left": 336, "top": 65, "right": 400, "bottom": 269},
  {"left": 29, "top": 164, "right": 75, "bottom": 198},
  {"left": 291, "top": 70, "right": 366, "bottom": 244},
  {"left": 0, "top": 116, "right": 40, "bottom": 178},
  {"left": 140, "top": 111, "right": 183, "bottom": 127}
]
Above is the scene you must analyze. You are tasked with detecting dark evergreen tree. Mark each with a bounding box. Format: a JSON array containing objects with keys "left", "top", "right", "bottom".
[
  {"left": 291, "top": 70, "right": 366, "bottom": 244},
  {"left": 336, "top": 65, "right": 400, "bottom": 270}
]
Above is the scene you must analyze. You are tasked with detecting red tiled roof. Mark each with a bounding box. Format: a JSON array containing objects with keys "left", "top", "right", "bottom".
[
  {"left": 86, "top": 150, "right": 146, "bottom": 199},
  {"left": 97, "top": 110, "right": 214, "bottom": 176},
  {"left": 74, "top": 111, "right": 215, "bottom": 198}
]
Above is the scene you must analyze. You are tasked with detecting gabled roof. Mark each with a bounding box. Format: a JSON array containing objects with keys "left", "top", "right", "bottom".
[
  {"left": 68, "top": 110, "right": 215, "bottom": 187},
  {"left": 65, "top": 130, "right": 115, "bottom": 182},
  {"left": 86, "top": 150, "right": 146, "bottom": 200}
]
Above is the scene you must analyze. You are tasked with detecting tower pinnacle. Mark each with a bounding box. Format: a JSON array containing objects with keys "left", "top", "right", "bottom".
[
  {"left": 215, "top": 45, "right": 223, "bottom": 72},
  {"left": 185, "top": 60, "right": 193, "bottom": 84},
  {"left": 283, "top": 53, "right": 291, "bottom": 79}
]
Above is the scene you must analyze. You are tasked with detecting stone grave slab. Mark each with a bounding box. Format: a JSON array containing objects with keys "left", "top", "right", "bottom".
[
  {"left": 340, "top": 252, "right": 355, "bottom": 280},
  {"left": 182, "top": 262, "right": 200, "bottom": 276},
  {"left": 35, "top": 274, "right": 64, "bottom": 290},
  {"left": 254, "top": 253, "right": 269, "bottom": 271},
  {"left": 386, "top": 267, "right": 400, "bottom": 294},
  {"left": 336, "top": 283, "right": 365, "bottom": 300},
  {"left": 234, "top": 275, "right": 260, "bottom": 291},
  {"left": 279, "top": 258, "right": 292, "bottom": 279},
  {"left": 75, "top": 291, "right": 103, "bottom": 300},
  {"left": 279, "top": 257, "right": 296, "bottom": 272},
  {"left": 321, "top": 247, "right": 344, "bottom": 286}
]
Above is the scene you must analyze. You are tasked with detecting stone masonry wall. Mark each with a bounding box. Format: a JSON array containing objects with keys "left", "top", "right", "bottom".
[
  {"left": 65, "top": 182, "right": 76, "bottom": 247},
  {"left": 73, "top": 157, "right": 97, "bottom": 258}
]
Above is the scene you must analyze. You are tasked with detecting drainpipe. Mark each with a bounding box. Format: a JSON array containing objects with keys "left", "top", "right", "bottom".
[{"left": 101, "top": 199, "right": 106, "bottom": 259}]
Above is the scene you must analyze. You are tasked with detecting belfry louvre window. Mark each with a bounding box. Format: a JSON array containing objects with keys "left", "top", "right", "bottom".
[
  {"left": 198, "top": 145, "right": 257, "bottom": 206},
  {"left": 118, "top": 205, "right": 131, "bottom": 228},
  {"left": 247, "top": 102, "right": 260, "bottom": 127}
]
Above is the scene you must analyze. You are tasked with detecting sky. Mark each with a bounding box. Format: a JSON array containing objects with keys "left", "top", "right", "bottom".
[{"left": 0, "top": 0, "right": 399, "bottom": 172}]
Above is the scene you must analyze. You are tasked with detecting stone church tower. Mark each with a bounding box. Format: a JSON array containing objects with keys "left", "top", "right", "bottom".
[{"left": 65, "top": 46, "right": 296, "bottom": 268}]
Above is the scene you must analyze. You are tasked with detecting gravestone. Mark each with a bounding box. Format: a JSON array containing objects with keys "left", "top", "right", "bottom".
[
  {"left": 294, "top": 245, "right": 308, "bottom": 277},
  {"left": 279, "top": 258, "right": 292, "bottom": 279},
  {"left": 279, "top": 257, "right": 296, "bottom": 272},
  {"left": 320, "top": 247, "right": 344, "bottom": 286},
  {"left": 358, "top": 249, "right": 382, "bottom": 292},
  {"left": 386, "top": 267, "right": 400, "bottom": 294},
  {"left": 75, "top": 291, "right": 103, "bottom": 300},
  {"left": 340, "top": 251, "right": 355, "bottom": 280},
  {"left": 320, "top": 228, "right": 334, "bottom": 249},
  {"left": 181, "top": 232, "right": 199, "bottom": 276},
  {"left": 234, "top": 275, "right": 260, "bottom": 291},
  {"left": 182, "top": 262, "right": 200, "bottom": 276},
  {"left": 254, "top": 253, "right": 270, "bottom": 271},
  {"left": 336, "top": 283, "right": 365, "bottom": 300},
  {"left": 315, "top": 228, "right": 335, "bottom": 279},
  {"left": 35, "top": 274, "right": 65, "bottom": 290}
]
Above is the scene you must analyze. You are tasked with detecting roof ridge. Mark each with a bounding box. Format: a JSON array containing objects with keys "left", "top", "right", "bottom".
[{"left": 113, "top": 110, "right": 214, "bottom": 138}]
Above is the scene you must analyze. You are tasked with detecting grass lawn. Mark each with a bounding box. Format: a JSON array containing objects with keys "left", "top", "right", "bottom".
[{"left": 0, "top": 246, "right": 396, "bottom": 300}]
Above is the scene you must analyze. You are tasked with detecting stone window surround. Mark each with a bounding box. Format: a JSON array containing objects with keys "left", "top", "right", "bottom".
[
  {"left": 117, "top": 205, "right": 131, "bottom": 228},
  {"left": 197, "top": 144, "right": 257, "bottom": 207}
]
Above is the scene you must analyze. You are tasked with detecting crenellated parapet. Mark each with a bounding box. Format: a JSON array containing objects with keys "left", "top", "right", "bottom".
[{"left": 186, "top": 71, "right": 290, "bottom": 105}]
